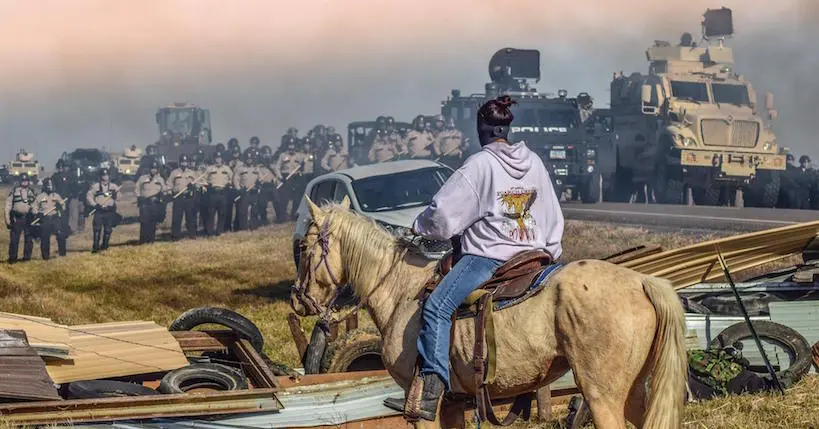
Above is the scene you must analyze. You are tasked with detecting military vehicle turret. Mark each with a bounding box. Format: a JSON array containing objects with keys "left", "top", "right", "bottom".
[
  {"left": 441, "top": 48, "right": 614, "bottom": 202},
  {"left": 146, "top": 102, "right": 216, "bottom": 177},
  {"left": 608, "top": 8, "right": 783, "bottom": 206},
  {"left": 7, "top": 150, "right": 43, "bottom": 182}
]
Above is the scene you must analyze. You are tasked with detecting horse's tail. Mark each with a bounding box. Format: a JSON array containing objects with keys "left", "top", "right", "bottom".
[{"left": 641, "top": 275, "right": 686, "bottom": 429}]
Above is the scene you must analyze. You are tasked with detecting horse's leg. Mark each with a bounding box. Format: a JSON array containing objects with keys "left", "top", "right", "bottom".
[
  {"left": 439, "top": 398, "right": 467, "bottom": 429},
  {"left": 624, "top": 359, "right": 652, "bottom": 428}
]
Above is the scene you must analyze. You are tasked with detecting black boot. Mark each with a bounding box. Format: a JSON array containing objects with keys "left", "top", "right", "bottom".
[
  {"left": 101, "top": 232, "right": 111, "bottom": 251},
  {"left": 92, "top": 230, "right": 101, "bottom": 253},
  {"left": 405, "top": 373, "right": 445, "bottom": 422},
  {"left": 57, "top": 237, "right": 67, "bottom": 256}
]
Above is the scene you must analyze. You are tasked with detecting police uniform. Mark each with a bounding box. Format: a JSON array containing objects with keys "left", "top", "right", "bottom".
[
  {"left": 232, "top": 163, "right": 261, "bottom": 231},
  {"left": 85, "top": 180, "right": 120, "bottom": 252},
  {"left": 224, "top": 156, "right": 245, "bottom": 231},
  {"left": 273, "top": 151, "right": 304, "bottom": 222},
  {"left": 321, "top": 147, "right": 348, "bottom": 172},
  {"left": 368, "top": 133, "right": 399, "bottom": 163},
  {"left": 434, "top": 128, "right": 466, "bottom": 169},
  {"left": 256, "top": 164, "right": 276, "bottom": 225},
  {"left": 135, "top": 173, "right": 167, "bottom": 244},
  {"left": 167, "top": 167, "right": 199, "bottom": 240},
  {"left": 4, "top": 184, "right": 35, "bottom": 263},
  {"left": 204, "top": 163, "right": 233, "bottom": 236},
  {"left": 33, "top": 189, "right": 67, "bottom": 260},
  {"left": 404, "top": 130, "right": 436, "bottom": 159}
]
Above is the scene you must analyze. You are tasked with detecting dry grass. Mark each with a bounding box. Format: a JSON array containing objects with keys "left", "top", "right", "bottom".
[{"left": 1, "top": 186, "right": 817, "bottom": 427}]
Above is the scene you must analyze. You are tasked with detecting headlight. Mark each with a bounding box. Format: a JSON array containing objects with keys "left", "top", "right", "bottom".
[
  {"left": 683, "top": 137, "right": 696, "bottom": 147},
  {"left": 586, "top": 165, "right": 594, "bottom": 173},
  {"left": 27, "top": 171, "right": 33, "bottom": 176},
  {"left": 586, "top": 149, "right": 596, "bottom": 158},
  {"left": 100, "top": 161, "right": 110, "bottom": 168},
  {"left": 381, "top": 223, "right": 410, "bottom": 236}
]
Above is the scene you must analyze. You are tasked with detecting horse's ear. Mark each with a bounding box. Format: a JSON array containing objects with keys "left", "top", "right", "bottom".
[
  {"left": 306, "top": 196, "right": 323, "bottom": 221},
  {"left": 340, "top": 195, "right": 351, "bottom": 210}
]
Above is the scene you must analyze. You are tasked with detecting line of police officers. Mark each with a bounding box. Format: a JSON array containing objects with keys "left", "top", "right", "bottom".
[{"left": 365, "top": 114, "right": 466, "bottom": 169}]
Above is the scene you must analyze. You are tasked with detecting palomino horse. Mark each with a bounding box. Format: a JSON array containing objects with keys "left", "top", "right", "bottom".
[{"left": 291, "top": 197, "right": 687, "bottom": 429}]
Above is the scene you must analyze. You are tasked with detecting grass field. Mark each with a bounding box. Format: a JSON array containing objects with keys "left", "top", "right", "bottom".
[{"left": 1, "top": 185, "right": 816, "bottom": 428}]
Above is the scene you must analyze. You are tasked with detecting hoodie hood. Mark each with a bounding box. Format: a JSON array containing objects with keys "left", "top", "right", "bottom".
[{"left": 482, "top": 141, "right": 533, "bottom": 179}]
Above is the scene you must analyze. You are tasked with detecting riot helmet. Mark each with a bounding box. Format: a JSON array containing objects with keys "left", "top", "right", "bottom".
[
  {"left": 446, "top": 116, "right": 456, "bottom": 129},
  {"left": 42, "top": 177, "right": 54, "bottom": 193},
  {"left": 18, "top": 174, "right": 30, "bottom": 186},
  {"left": 213, "top": 151, "right": 224, "bottom": 165},
  {"left": 799, "top": 155, "right": 811, "bottom": 167},
  {"left": 145, "top": 145, "right": 156, "bottom": 156},
  {"left": 385, "top": 116, "right": 395, "bottom": 129},
  {"left": 149, "top": 160, "right": 160, "bottom": 174},
  {"left": 786, "top": 153, "right": 795, "bottom": 165},
  {"left": 100, "top": 168, "right": 111, "bottom": 180},
  {"left": 434, "top": 114, "right": 445, "bottom": 131},
  {"left": 179, "top": 153, "right": 190, "bottom": 168},
  {"left": 215, "top": 142, "right": 226, "bottom": 153},
  {"left": 376, "top": 116, "right": 387, "bottom": 131},
  {"left": 286, "top": 127, "right": 298, "bottom": 137},
  {"left": 413, "top": 115, "right": 426, "bottom": 131},
  {"left": 577, "top": 92, "right": 593, "bottom": 110},
  {"left": 250, "top": 136, "right": 260, "bottom": 147},
  {"left": 231, "top": 146, "right": 241, "bottom": 159}
]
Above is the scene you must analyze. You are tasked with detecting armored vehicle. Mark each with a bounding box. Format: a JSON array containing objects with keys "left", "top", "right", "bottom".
[
  {"left": 608, "top": 8, "right": 783, "bottom": 206},
  {"left": 7, "top": 150, "right": 42, "bottom": 182},
  {"left": 441, "top": 48, "right": 613, "bottom": 203},
  {"left": 115, "top": 145, "right": 143, "bottom": 181},
  {"left": 145, "top": 103, "right": 216, "bottom": 176}
]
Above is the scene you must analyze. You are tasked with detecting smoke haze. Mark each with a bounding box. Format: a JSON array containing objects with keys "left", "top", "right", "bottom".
[{"left": 0, "top": 0, "right": 816, "bottom": 165}]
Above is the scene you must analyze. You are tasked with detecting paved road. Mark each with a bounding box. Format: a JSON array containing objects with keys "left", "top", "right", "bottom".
[{"left": 561, "top": 202, "right": 819, "bottom": 232}]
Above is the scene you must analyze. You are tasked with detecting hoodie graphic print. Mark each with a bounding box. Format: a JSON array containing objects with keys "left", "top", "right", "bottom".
[{"left": 412, "top": 140, "right": 564, "bottom": 261}]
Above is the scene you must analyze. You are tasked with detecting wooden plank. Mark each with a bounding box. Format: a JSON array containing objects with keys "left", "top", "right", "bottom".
[
  {"left": 0, "top": 330, "right": 61, "bottom": 402},
  {"left": 171, "top": 330, "right": 234, "bottom": 352},
  {"left": 0, "top": 388, "right": 282, "bottom": 425},
  {"left": 229, "top": 338, "right": 279, "bottom": 389},
  {"left": 46, "top": 321, "right": 189, "bottom": 384},
  {"left": 0, "top": 312, "right": 71, "bottom": 359}
]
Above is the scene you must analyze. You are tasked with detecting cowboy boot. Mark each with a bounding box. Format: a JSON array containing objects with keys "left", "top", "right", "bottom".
[
  {"left": 91, "top": 230, "right": 101, "bottom": 253},
  {"left": 405, "top": 373, "right": 445, "bottom": 422},
  {"left": 101, "top": 231, "right": 112, "bottom": 251}
]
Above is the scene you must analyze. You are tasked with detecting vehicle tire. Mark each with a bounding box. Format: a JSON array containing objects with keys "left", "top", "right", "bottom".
[
  {"left": 580, "top": 171, "right": 601, "bottom": 204},
  {"left": 158, "top": 363, "right": 248, "bottom": 394},
  {"left": 693, "top": 185, "right": 721, "bottom": 206},
  {"left": 751, "top": 170, "right": 780, "bottom": 208},
  {"left": 700, "top": 292, "right": 782, "bottom": 316},
  {"left": 65, "top": 380, "right": 159, "bottom": 399},
  {"left": 320, "top": 328, "right": 384, "bottom": 373},
  {"left": 812, "top": 341, "right": 819, "bottom": 371},
  {"left": 653, "top": 156, "right": 684, "bottom": 204},
  {"left": 303, "top": 322, "right": 329, "bottom": 374},
  {"left": 168, "top": 307, "right": 264, "bottom": 353},
  {"left": 710, "top": 320, "right": 813, "bottom": 383}
]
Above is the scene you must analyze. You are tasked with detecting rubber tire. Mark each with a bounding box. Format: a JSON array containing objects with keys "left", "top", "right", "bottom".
[
  {"left": 580, "top": 172, "right": 601, "bottom": 204},
  {"left": 693, "top": 185, "right": 721, "bottom": 206},
  {"left": 303, "top": 322, "right": 329, "bottom": 375},
  {"left": 751, "top": 170, "right": 781, "bottom": 208},
  {"left": 710, "top": 320, "right": 813, "bottom": 383},
  {"left": 158, "top": 363, "right": 248, "bottom": 394},
  {"left": 699, "top": 293, "right": 782, "bottom": 317},
  {"left": 653, "top": 155, "right": 684, "bottom": 204},
  {"left": 320, "top": 328, "right": 384, "bottom": 373},
  {"left": 65, "top": 380, "right": 159, "bottom": 399},
  {"left": 168, "top": 307, "right": 264, "bottom": 353}
]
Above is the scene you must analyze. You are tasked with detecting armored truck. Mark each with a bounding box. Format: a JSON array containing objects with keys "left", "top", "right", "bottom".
[
  {"left": 7, "top": 150, "right": 42, "bottom": 182},
  {"left": 441, "top": 48, "right": 613, "bottom": 203},
  {"left": 145, "top": 103, "right": 215, "bottom": 176},
  {"left": 608, "top": 8, "right": 783, "bottom": 206},
  {"left": 115, "top": 145, "right": 143, "bottom": 181}
]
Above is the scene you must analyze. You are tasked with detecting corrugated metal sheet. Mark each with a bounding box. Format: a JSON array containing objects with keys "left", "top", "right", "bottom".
[
  {"left": 0, "top": 330, "right": 61, "bottom": 401},
  {"left": 770, "top": 301, "right": 819, "bottom": 374}
]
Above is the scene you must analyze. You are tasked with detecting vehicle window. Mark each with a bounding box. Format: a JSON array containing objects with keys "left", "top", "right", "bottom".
[
  {"left": 24, "top": 163, "right": 37, "bottom": 168},
  {"left": 539, "top": 109, "right": 579, "bottom": 130},
  {"left": 670, "top": 81, "right": 710, "bottom": 102},
  {"left": 12, "top": 163, "right": 23, "bottom": 168},
  {"left": 711, "top": 83, "right": 750, "bottom": 106},
  {"left": 120, "top": 159, "right": 132, "bottom": 165},
  {"left": 333, "top": 183, "right": 350, "bottom": 203},
  {"left": 310, "top": 180, "right": 337, "bottom": 205},
  {"left": 352, "top": 167, "right": 450, "bottom": 213}
]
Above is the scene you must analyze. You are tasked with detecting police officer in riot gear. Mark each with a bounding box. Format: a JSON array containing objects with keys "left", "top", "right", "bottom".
[
  {"left": 321, "top": 134, "right": 348, "bottom": 172},
  {"left": 227, "top": 138, "right": 241, "bottom": 154},
  {"left": 135, "top": 160, "right": 167, "bottom": 244},
  {"left": 435, "top": 116, "right": 467, "bottom": 169},
  {"left": 5, "top": 175, "right": 35, "bottom": 263},
  {"left": 256, "top": 151, "right": 276, "bottom": 226},
  {"left": 368, "top": 128, "right": 399, "bottom": 163},
  {"left": 273, "top": 138, "right": 305, "bottom": 223},
  {"left": 245, "top": 136, "right": 261, "bottom": 157},
  {"left": 232, "top": 151, "right": 262, "bottom": 231},
  {"left": 204, "top": 151, "right": 233, "bottom": 236},
  {"left": 167, "top": 154, "right": 199, "bottom": 240},
  {"left": 431, "top": 115, "right": 446, "bottom": 139},
  {"left": 404, "top": 115, "right": 436, "bottom": 159},
  {"left": 86, "top": 168, "right": 120, "bottom": 253},
  {"left": 33, "top": 178, "right": 67, "bottom": 259},
  {"left": 577, "top": 92, "right": 594, "bottom": 123},
  {"left": 224, "top": 146, "right": 244, "bottom": 231}
]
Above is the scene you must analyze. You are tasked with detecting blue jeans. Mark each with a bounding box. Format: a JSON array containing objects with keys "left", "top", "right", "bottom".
[{"left": 418, "top": 254, "right": 503, "bottom": 391}]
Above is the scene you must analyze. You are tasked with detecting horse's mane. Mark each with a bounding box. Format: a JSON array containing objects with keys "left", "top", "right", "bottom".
[{"left": 322, "top": 204, "right": 427, "bottom": 293}]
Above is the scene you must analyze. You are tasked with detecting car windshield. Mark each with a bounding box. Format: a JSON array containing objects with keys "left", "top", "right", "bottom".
[
  {"left": 71, "top": 150, "right": 103, "bottom": 164},
  {"left": 513, "top": 106, "right": 580, "bottom": 132},
  {"left": 352, "top": 167, "right": 452, "bottom": 213},
  {"left": 711, "top": 83, "right": 750, "bottom": 106},
  {"left": 24, "top": 163, "right": 37, "bottom": 168},
  {"left": 160, "top": 109, "right": 194, "bottom": 135},
  {"left": 670, "top": 81, "right": 710, "bottom": 102}
]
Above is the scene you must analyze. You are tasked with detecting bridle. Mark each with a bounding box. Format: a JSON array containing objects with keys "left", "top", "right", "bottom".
[{"left": 292, "top": 216, "right": 406, "bottom": 324}]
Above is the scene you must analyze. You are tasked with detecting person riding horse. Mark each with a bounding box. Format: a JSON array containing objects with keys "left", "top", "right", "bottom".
[{"left": 406, "top": 95, "right": 565, "bottom": 422}]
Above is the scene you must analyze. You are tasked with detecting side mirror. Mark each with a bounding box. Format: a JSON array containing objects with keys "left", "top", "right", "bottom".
[
  {"left": 641, "top": 84, "right": 652, "bottom": 104},
  {"left": 155, "top": 112, "right": 161, "bottom": 124},
  {"left": 764, "top": 92, "right": 774, "bottom": 110},
  {"left": 768, "top": 109, "right": 778, "bottom": 121}
]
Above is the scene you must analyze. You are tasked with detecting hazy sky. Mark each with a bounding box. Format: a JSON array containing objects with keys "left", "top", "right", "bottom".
[{"left": 0, "top": 0, "right": 816, "bottom": 165}]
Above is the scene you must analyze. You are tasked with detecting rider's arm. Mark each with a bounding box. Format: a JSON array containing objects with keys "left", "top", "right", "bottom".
[{"left": 411, "top": 170, "right": 480, "bottom": 241}]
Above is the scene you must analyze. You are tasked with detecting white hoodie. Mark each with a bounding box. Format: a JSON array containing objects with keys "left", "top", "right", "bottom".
[{"left": 412, "top": 141, "right": 564, "bottom": 261}]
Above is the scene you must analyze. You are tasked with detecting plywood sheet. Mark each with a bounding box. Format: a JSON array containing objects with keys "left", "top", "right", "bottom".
[
  {"left": 0, "top": 312, "right": 70, "bottom": 359},
  {"left": 0, "top": 330, "right": 61, "bottom": 401},
  {"left": 46, "top": 321, "right": 188, "bottom": 384},
  {"left": 618, "top": 220, "right": 819, "bottom": 289}
]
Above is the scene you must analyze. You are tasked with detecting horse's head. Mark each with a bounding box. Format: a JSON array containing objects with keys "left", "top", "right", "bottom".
[{"left": 290, "top": 195, "right": 351, "bottom": 317}]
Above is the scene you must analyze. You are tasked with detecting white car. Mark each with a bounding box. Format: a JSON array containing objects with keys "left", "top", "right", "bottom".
[{"left": 292, "top": 160, "right": 454, "bottom": 269}]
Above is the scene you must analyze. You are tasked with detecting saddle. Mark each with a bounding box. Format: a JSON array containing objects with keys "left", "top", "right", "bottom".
[{"left": 412, "top": 249, "right": 559, "bottom": 426}]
